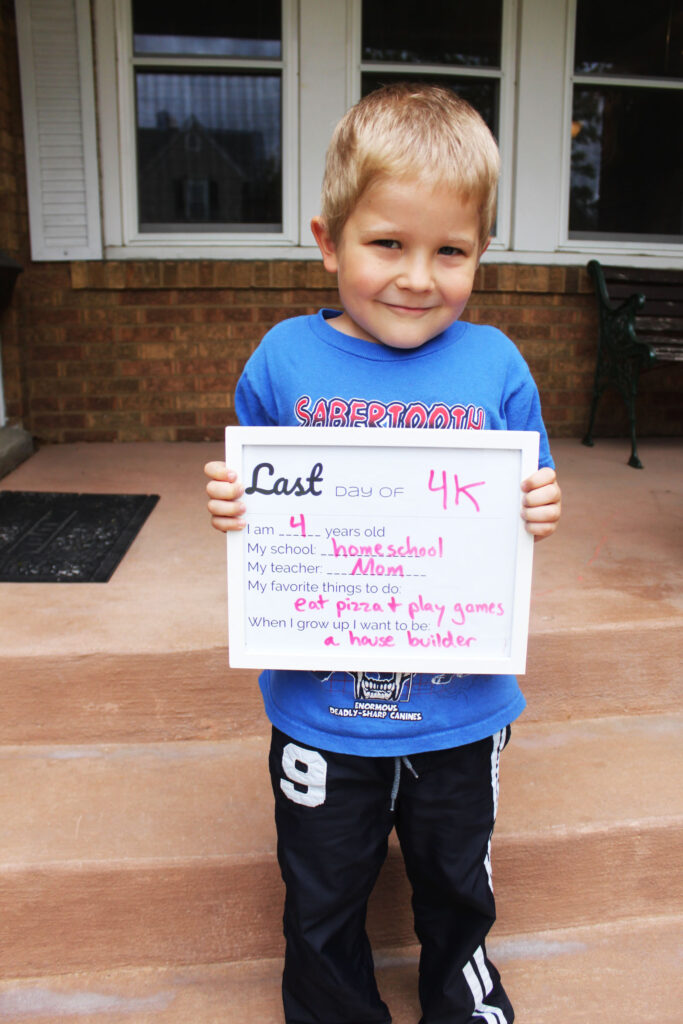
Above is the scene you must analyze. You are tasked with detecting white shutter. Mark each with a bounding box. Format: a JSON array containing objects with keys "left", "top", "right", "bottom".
[{"left": 15, "top": 0, "right": 102, "bottom": 260}]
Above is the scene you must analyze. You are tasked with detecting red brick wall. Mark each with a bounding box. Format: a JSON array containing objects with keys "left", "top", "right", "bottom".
[
  {"left": 14, "top": 261, "right": 338, "bottom": 442},
  {"left": 4, "top": 256, "right": 681, "bottom": 444}
]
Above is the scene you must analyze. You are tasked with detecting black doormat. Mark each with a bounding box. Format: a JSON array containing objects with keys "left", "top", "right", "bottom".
[{"left": 0, "top": 491, "right": 159, "bottom": 582}]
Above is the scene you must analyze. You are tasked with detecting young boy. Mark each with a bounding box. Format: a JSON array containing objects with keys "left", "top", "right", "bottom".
[{"left": 206, "top": 84, "right": 561, "bottom": 1024}]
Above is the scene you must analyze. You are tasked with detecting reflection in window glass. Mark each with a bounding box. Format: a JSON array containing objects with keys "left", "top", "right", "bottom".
[
  {"left": 132, "top": 0, "right": 281, "bottom": 58},
  {"left": 574, "top": 0, "right": 682, "bottom": 78},
  {"left": 569, "top": 86, "right": 683, "bottom": 240},
  {"left": 135, "top": 73, "right": 282, "bottom": 231},
  {"left": 362, "top": 0, "right": 502, "bottom": 67},
  {"left": 361, "top": 72, "right": 499, "bottom": 138}
]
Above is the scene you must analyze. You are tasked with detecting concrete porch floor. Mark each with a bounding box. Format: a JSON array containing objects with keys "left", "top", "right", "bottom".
[
  {"left": 0, "top": 437, "right": 681, "bottom": 1022},
  {"left": 0, "top": 436, "right": 681, "bottom": 664}
]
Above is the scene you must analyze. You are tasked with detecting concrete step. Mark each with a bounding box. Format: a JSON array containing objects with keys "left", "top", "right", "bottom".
[
  {"left": 1, "top": 715, "right": 680, "bottom": 977},
  {"left": 1, "top": 440, "right": 681, "bottom": 744},
  {"left": 0, "top": 915, "right": 680, "bottom": 1023},
  {"left": 1, "top": 613, "right": 681, "bottom": 743}
]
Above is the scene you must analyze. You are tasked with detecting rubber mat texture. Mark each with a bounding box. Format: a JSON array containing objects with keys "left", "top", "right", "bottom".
[{"left": 0, "top": 491, "right": 159, "bottom": 582}]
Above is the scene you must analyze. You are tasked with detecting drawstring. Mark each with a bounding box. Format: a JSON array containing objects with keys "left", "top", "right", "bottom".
[{"left": 390, "top": 756, "right": 419, "bottom": 812}]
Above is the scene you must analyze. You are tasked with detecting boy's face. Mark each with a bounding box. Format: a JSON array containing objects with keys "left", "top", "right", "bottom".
[{"left": 311, "top": 176, "right": 486, "bottom": 349}]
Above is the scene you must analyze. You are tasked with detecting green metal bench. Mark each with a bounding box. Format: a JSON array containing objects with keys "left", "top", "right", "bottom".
[{"left": 583, "top": 260, "right": 683, "bottom": 468}]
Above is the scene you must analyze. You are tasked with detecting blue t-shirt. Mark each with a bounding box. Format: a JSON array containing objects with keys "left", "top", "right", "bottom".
[{"left": 235, "top": 310, "right": 553, "bottom": 756}]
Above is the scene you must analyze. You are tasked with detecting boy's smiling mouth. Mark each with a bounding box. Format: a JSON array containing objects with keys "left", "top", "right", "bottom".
[{"left": 384, "top": 302, "right": 436, "bottom": 314}]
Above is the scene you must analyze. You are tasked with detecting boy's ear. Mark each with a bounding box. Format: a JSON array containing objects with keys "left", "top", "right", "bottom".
[
  {"left": 477, "top": 236, "right": 491, "bottom": 265},
  {"left": 311, "top": 217, "right": 339, "bottom": 273}
]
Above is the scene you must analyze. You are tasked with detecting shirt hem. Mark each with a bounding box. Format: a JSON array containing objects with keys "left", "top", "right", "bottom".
[{"left": 258, "top": 681, "right": 526, "bottom": 757}]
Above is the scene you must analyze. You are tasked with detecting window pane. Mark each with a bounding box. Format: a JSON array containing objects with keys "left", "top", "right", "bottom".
[
  {"left": 362, "top": 0, "right": 502, "bottom": 67},
  {"left": 136, "top": 72, "right": 282, "bottom": 231},
  {"left": 361, "top": 73, "right": 499, "bottom": 138},
  {"left": 569, "top": 85, "right": 683, "bottom": 240},
  {"left": 132, "top": 0, "right": 281, "bottom": 59},
  {"left": 574, "top": 0, "right": 682, "bottom": 78}
]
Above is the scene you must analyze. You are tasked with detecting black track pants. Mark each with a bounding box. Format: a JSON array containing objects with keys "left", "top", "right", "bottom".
[{"left": 269, "top": 726, "right": 514, "bottom": 1024}]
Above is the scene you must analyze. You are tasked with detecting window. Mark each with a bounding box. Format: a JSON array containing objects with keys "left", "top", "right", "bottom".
[
  {"left": 355, "top": 0, "right": 514, "bottom": 247},
  {"left": 95, "top": 0, "right": 517, "bottom": 256},
  {"left": 569, "top": 0, "right": 682, "bottom": 243},
  {"left": 84, "top": 0, "right": 682, "bottom": 262},
  {"left": 360, "top": 0, "right": 503, "bottom": 132},
  {"left": 96, "top": 0, "right": 297, "bottom": 250},
  {"left": 131, "top": 0, "right": 284, "bottom": 234}
]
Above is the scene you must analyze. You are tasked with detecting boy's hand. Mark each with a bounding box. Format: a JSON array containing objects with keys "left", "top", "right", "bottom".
[
  {"left": 204, "top": 461, "right": 246, "bottom": 533},
  {"left": 521, "top": 467, "right": 561, "bottom": 541}
]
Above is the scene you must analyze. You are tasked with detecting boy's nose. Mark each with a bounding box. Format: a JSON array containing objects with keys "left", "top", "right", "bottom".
[{"left": 396, "top": 254, "right": 434, "bottom": 292}]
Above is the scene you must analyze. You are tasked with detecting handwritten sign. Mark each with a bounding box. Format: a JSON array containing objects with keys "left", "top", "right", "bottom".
[{"left": 225, "top": 427, "right": 539, "bottom": 674}]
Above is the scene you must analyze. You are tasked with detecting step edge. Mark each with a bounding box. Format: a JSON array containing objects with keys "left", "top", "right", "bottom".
[
  {"left": 1, "top": 817, "right": 681, "bottom": 874},
  {"left": 0, "top": 911, "right": 680, "bottom": 982},
  {"left": 0, "top": 613, "right": 681, "bottom": 662},
  {"left": 1, "top": 709, "right": 680, "bottom": 753}
]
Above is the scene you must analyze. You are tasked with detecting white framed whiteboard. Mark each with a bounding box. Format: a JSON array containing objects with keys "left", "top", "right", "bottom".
[{"left": 226, "top": 427, "right": 539, "bottom": 674}]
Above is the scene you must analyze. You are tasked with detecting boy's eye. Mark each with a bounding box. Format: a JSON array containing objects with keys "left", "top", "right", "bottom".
[
  {"left": 439, "top": 245, "right": 464, "bottom": 257},
  {"left": 372, "top": 239, "right": 400, "bottom": 249}
]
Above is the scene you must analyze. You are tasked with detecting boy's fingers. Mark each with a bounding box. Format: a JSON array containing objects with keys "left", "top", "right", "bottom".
[
  {"left": 522, "top": 497, "right": 561, "bottom": 543},
  {"left": 520, "top": 467, "right": 561, "bottom": 542},
  {"left": 208, "top": 512, "right": 247, "bottom": 533},
  {"left": 205, "top": 458, "right": 246, "bottom": 532},
  {"left": 207, "top": 496, "right": 245, "bottom": 517},
  {"left": 522, "top": 482, "right": 561, "bottom": 508},
  {"left": 521, "top": 466, "right": 557, "bottom": 492},
  {"left": 526, "top": 519, "right": 559, "bottom": 540},
  {"left": 522, "top": 500, "right": 561, "bottom": 522},
  {"left": 204, "top": 461, "right": 233, "bottom": 481},
  {"left": 206, "top": 478, "right": 244, "bottom": 501}
]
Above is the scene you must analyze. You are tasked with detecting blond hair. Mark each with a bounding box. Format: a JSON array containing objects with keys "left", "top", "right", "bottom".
[{"left": 320, "top": 83, "right": 500, "bottom": 252}]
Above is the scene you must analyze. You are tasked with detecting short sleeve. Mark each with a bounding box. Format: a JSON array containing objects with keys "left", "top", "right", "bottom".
[
  {"left": 234, "top": 346, "right": 278, "bottom": 426},
  {"left": 503, "top": 371, "right": 554, "bottom": 470}
]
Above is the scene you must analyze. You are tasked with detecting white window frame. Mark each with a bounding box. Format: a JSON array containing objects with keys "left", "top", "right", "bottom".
[
  {"left": 96, "top": 0, "right": 301, "bottom": 257},
  {"left": 348, "top": 0, "right": 518, "bottom": 253},
  {"left": 90, "top": 0, "right": 682, "bottom": 266},
  {"left": 558, "top": 0, "right": 683, "bottom": 257},
  {"left": 513, "top": 0, "right": 682, "bottom": 267}
]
